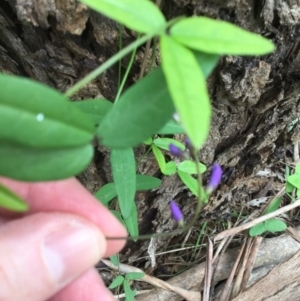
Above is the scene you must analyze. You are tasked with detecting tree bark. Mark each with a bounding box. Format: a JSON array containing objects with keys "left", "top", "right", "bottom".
[{"left": 2, "top": 0, "right": 300, "bottom": 299}]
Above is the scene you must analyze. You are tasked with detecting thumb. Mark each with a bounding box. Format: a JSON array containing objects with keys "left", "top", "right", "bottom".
[{"left": 0, "top": 213, "right": 107, "bottom": 301}]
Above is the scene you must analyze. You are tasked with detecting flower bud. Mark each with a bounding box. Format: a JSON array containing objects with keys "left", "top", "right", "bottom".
[
  {"left": 206, "top": 164, "right": 222, "bottom": 194},
  {"left": 170, "top": 200, "right": 184, "bottom": 226},
  {"left": 169, "top": 143, "right": 184, "bottom": 157},
  {"left": 184, "top": 138, "right": 191, "bottom": 148}
]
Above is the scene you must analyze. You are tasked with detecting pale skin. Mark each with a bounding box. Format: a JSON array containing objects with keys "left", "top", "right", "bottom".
[{"left": 0, "top": 177, "right": 127, "bottom": 301}]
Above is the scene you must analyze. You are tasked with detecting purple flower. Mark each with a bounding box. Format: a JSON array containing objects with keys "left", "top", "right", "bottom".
[
  {"left": 184, "top": 138, "right": 194, "bottom": 152},
  {"left": 184, "top": 138, "right": 191, "bottom": 148},
  {"left": 206, "top": 164, "right": 222, "bottom": 194},
  {"left": 170, "top": 200, "right": 184, "bottom": 225},
  {"left": 169, "top": 143, "right": 184, "bottom": 157}
]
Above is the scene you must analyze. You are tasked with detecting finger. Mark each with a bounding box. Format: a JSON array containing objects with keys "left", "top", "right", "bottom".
[
  {"left": 49, "top": 268, "right": 115, "bottom": 301},
  {"left": 0, "top": 212, "right": 107, "bottom": 301},
  {"left": 0, "top": 177, "right": 127, "bottom": 256}
]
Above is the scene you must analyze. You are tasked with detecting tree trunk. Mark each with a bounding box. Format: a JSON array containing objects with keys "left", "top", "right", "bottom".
[{"left": 1, "top": 0, "right": 300, "bottom": 299}]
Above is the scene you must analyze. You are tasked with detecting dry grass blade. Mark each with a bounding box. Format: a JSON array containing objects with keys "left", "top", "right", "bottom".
[
  {"left": 139, "top": 39, "right": 152, "bottom": 79},
  {"left": 114, "top": 290, "right": 152, "bottom": 299},
  {"left": 202, "top": 238, "right": 213, "bottom": 301},
  {"left": 294, "top": 142, "right": 299, "bottom": 162},
  {"left": 219, "top": 239, "right": 247, "bottom": 301},
  {"left": 287, "top": 226, "right": 300, "bottom": 243},
  {"left": 139, "top": 0, "right": 161, "bottom": 79},
  {"left": 214, "top": 199, "right": 300, "bottom": 241},
  {"left": 240, "top": 236, "right": 263, "bottom": 291},
  {"left": 213, "top": 221, "right": 233, "bottom": 264},
  {"left": 229, "top": 236, "right": 262, "bottom": 299},
  {"left": 134, "top": 228, "right": 300, "bottom": 301},
  {"left": 231, "top": 237, "right": 253, "bottom": 299},
  {"left": 231, "top": 248, "right": 300, "bottom": 301}
]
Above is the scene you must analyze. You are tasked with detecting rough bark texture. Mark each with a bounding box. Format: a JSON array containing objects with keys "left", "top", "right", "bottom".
[{"left": 2, "top": 0, "right": 300, "bottom": 299}]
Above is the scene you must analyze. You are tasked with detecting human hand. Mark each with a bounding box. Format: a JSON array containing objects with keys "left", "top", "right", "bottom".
[{"left": 0, "top": 177, "right": 127, "bottom": 301}]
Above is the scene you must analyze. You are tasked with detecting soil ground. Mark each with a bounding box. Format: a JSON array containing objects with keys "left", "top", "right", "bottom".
[{"left": 2, "top": 0, "right": 300, "bottom": 300}]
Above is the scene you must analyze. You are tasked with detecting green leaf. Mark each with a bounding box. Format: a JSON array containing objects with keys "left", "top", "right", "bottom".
[
  {"left": 79, "top": 0, "right": 166, "bottom": 33},
  {"left": 287, "top": 173, "right": 300, "bottom": 190},
  {"left": 162, "top": 161, "right": 177, "bottom": 175},
  {"left": 109, "top": 275, "right": 124, "bottom": 289},
  {"left": 124, "top": 203, "right": 139, "bottom": 240},
  {"left": 265, "top": 219, "right": 287, "bottom": 233},
  {"left": 110, "top": 148, "right": 136, "bottom": 219},
  {"left": 285, "top": 167, "right": 294, "bottom": 193},
  {"left": 177, "top": 170, "right": 206, "bottom": 200},
  {"left": 0, "top": 143, "right": 93, "bottom": 181},
  {"left": 125, "top": 272, "right": 145, "bottom": 280},
  {"left": 74, "top": 99, "right": 112, "bottom": 125},
  {"left": 95, "top": 183, "right": 117, "bottom": 205},
  {"left": 123, "top": 279, "right": 136, "bottom": 301},
  {"left": 144, "top": 137, "right": 153, "bottom": 145},
  {"left": 193, "top": 51, "right": 220, "bottom": 78},
  {"left": 285, "top": 166, "right": 290, "bottom": 180},
  {"left": 156, "top": 53, "right": 218, "bottom": 136},
  {"left": 265, "top": 197, "right": 281, "bottom": 214},
  {"left": 178, "top": 160, "right": 206, "bottom": 174},
  {"left": 170, "top": 17, "right": 275, "bottom": 55},
  {"left": 0, "top": 184, "right": 28, "bottom": 212},
  {"left": 0, "top": 73, "right": 94, "bottom": 149},
  {"left": 157, "top": 119, "right": 185, "bottom": 134},
  {"left": 177, "top": 170, "right": 198, "bottom": 197},
  {"left": 135, "top": 175, "right": 161, "bottom": 190},
  {"left": 152, "top": 144, "right": 166, "bottom": 172},
  {"left": 160, "top": 36, "right": 211, "bottom": 149},
  {"left": 286, "top": 182, "right": 294, "bottom": 194},
  {"left": 153, "top": 138, "right": 185, "bottom": 151},
  {"left": 110, "top": 254, "right": 120, "bottom": 267},
  {"left": 110, "top": 210, "right": 126, "bottom": 227},
  {"left": 97, "top": 67, "right": 175, "bottom": 148},
  {"left": 249, "top": 222, "right": 266, "bottom": 237},
  {"left": 95, "top": 175, "right": 161, "bottom": 205}
]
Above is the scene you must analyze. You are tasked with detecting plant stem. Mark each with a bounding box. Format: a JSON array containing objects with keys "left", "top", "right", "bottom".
[
  {"left": 115, "top": 33, "right": 141, "bottom": 103},
  {"left": 64, "top": 31, "right": 155, "bottom": 98},
  {"left": 64, "top": 17, "right": 183, "bottom": 98},
  {"left": 106, "top": 149, "right": 205, "bottom": 241},
  {"left": 117, "top": 24, "right": 123, "bottom": 89}
]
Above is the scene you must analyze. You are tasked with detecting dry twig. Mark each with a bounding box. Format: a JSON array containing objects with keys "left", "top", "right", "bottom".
[
  {"left": 219, "top": 240, "right": 246, "bottom": 301},
  {"left": 214, "top": 199, "right": 300, "bottom": 241},
  {"left": 134, "top": 231, "right": 300, "bottom": 301},
  {"left": 102, "top": 259, "right": 201, "bottom": 301},
  {"left": 202, "top": 238, "right": 213, "bottom": 301}
]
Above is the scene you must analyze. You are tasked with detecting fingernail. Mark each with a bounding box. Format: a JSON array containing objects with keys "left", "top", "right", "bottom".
[{"left": 42, "top": 223, "right": 106, "bottom": 287}]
